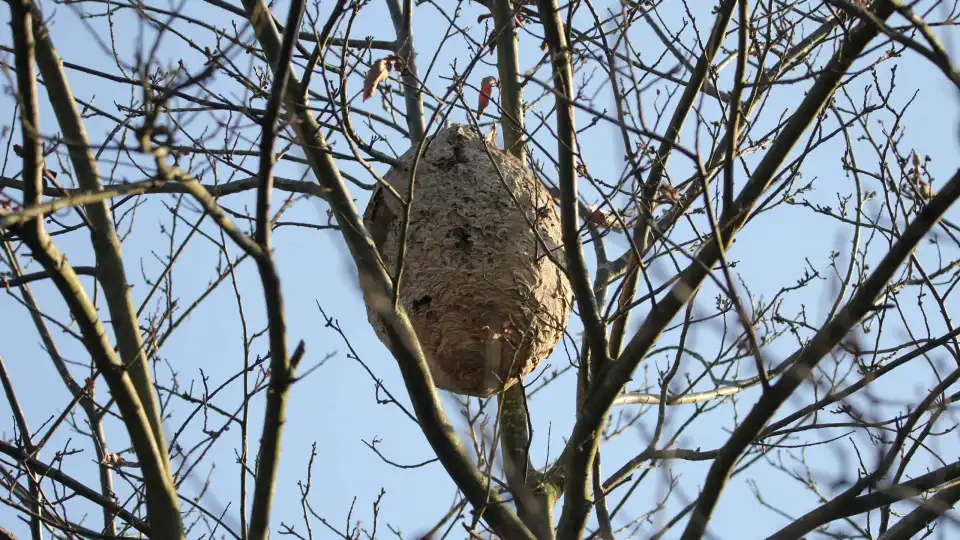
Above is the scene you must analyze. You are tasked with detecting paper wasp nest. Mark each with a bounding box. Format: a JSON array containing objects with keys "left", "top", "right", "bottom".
[{"left": 362, "top": 124, "right": 572, "bottom": 397}]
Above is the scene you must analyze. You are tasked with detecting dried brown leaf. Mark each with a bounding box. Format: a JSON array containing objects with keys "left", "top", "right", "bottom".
[{"left": 363, "top": 58, "right": 392, "bottom": 101}]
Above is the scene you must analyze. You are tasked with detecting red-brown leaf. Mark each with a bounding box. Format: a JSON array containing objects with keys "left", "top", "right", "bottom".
[{"left": 477, "top": 76, "right": 498, "bottom": 118}]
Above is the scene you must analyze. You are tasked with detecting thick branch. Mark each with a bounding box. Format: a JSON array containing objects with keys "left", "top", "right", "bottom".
[
  {"left": 499, "top": 385, "right": 556, "bottom": 539},
  {"left": 764, "top": 457, "right": 960, "bottom": 540},
  {"left": 879, "top": 484, "right": 960, "bottom": 540},
  {"left": 492, "top": 0, "right": 525, "bottom": 160},
  {"left": 0, "top": 175, "right": 332, "bottom": 200},
  {"left": 27, "top": 0, "right": 172, "bottom": 476},
  {"left": 246, "top": 1, "right": 305, "bottom": 537},
  {"left": 536, "top": 0, "right": 609, "bottom": 536},
  {"left": 386, "top": 0, "right": 425, "bottom": 143}
]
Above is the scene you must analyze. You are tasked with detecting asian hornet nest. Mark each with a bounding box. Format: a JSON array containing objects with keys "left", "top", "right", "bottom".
[{"left": 362, "top": 125, "right": 572, "bottom": 397}]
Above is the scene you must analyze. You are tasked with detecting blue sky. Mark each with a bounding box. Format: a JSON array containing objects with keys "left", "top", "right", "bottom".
[{"left": 2, "top": 0, "right": 960, "bottom": 538}]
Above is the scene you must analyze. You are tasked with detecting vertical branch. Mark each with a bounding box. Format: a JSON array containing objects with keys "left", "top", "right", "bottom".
[
  {"left": 536, "top": 0, "right": 607, "bottom": 398},
  {"left": 142, "top": 155, "right": 299, "bottom": 540},
  {"left": 489, "top": 0, "right": 544, "bottom": 532},
  {"left": 724, "top": 0, "right": 750, "bottom": 216},
  {"left": 536, "top": 0, "right": 609, "bottom": 536},
  {"left": 300, "top": 0, "right": 348, "bottom": 96},
  {"left": 498, "top": 384, "right": 557, "bottom": 539},
  {"left": 497, "top": 385, "right": 531, "bottom": 518},
  {"left": 250, "top": 1, "right": 305, "bottom": 537},
  {"left": 386, "top": 0, "right": 425, "bottom": 143},
  {"left": 10, "top": 1, "right": 42, "bottom": 212},
  {"left": 26, "top": 1, "right": 171, "bottom": 474},
  {"left": 256, "top": 0, "right": 304, "bottom": 248},
  {"left": 492, "top": 0, "right": 525, "bottom": 160},
  {"left": 592, "top": 455, "right": 614, "bottom": 540}
]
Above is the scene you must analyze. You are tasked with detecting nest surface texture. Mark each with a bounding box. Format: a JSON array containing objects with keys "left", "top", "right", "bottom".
[{"left": 363, "top": 124, "right": 572, "bottom": 397}]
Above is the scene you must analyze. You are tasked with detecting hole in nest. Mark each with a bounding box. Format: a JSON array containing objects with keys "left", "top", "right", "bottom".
[
  {"left": 450, "top": 227, "right": 472, "bottom": 251},
  {"left": 412, "top": 295, "right": 432, "bottom": 312}
]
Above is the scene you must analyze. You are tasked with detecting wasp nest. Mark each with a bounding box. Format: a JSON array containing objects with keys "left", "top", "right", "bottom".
[{"left": 362, "top": 124, "right": 572, "bottom": 397}]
